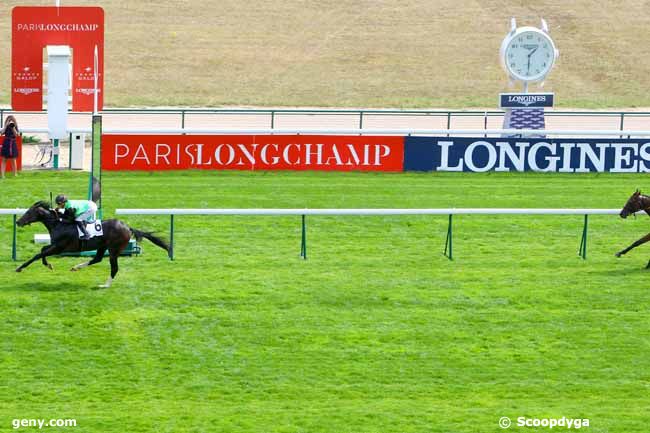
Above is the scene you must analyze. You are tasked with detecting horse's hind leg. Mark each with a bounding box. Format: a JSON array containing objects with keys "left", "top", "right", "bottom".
[
  {"left": 71, "top": 247, "right": 106, "bottom": 272},
  {"left": 98, "top": 250, "right": 121, "bottom": 289}
]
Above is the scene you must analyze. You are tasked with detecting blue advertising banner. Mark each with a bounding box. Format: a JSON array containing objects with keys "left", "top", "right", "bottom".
[
  {"left": 404, "top": 136, "right": 650, "bottom": 173},
  {"left": 499, "top": 93, "right": 554, "bottom": 108}
]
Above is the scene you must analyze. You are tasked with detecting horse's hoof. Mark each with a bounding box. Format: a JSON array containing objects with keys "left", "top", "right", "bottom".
[
  {"left": 615, "top": 252, "right": 622, "bottom": 258},
  {"left": 47, "top": 264, "right": 54, "bottom": 271},
  {"left": 70, "top": 267, "right": 78, "bottom": 272},
  {"left": 15, "top": 267, "right": 22, "bottom": 273}
]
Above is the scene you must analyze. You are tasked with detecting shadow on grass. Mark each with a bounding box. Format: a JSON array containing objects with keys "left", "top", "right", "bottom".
[
  {"left": 591, "top": 263, "right": 650, "bottom": 277},
  {"left": 4, "top": 281, "right": 91, "bottom": 292}
]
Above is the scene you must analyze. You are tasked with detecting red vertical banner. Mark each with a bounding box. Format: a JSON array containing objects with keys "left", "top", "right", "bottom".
[{"left": 11, "top": 6, "right": 104, "bottom": 112}]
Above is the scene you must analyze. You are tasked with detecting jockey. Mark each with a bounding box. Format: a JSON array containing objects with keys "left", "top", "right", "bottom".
[{"left": 54, "top": 194, "right": 97, "bottom": 240}]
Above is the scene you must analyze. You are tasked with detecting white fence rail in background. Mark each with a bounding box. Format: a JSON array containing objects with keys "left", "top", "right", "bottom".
[
  {"left": 5, "top": 108, "right": 650, "bottom": 137},
  {"left": 17, "top": 127, "right": 650, "bottom": 137},
  {"left": 113, "top": 208, "right": 627, "bottom": 260}
]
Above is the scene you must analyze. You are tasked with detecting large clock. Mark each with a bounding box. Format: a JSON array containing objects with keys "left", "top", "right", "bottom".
[{"left": 500, "top": 19, "right": 559, "bottom": 83}]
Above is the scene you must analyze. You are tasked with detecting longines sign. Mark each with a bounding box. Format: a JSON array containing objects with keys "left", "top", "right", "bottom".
[
  {"left": 404, "top": 137, "right": 650, "bottom": 173},
  {"left": 499, "top": 93, "right": 554, "bottom": 108}
]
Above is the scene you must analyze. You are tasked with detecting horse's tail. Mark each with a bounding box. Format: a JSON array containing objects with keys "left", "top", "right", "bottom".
[{"left": 130, "top": 228, "right": 170, "bottom": 252}]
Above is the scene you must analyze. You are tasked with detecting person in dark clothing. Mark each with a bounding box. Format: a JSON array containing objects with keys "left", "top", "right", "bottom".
[{"left": 1, "top": 115, "right": 20, "bottom": 178}]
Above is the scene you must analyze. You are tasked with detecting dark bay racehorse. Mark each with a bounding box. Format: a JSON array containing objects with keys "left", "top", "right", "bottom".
[
  {"left": 616, "top": 189, "right": 650, "bottom": 268},
  {"left": 16, "top": 201, "right": 169, "bottom": 287}
]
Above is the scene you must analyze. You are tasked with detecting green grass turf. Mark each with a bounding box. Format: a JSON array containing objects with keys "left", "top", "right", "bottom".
[{"left": 1, "top": 170, "right": 649, "bottom": 432}]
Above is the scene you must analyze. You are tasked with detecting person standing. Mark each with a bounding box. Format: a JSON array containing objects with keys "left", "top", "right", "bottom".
[{"left": 1, "top": 115, "right": 20, "bottom": 178}]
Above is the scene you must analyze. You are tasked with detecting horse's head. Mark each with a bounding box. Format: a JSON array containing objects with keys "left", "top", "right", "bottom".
[
  {"left": 619, "top": 189, "right": 645, "bottom": 219},
  {"left": 16, "top": 201, "right": 55, "bottom": 227}
]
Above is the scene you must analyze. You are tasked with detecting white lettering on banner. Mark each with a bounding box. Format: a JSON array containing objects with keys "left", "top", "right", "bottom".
[
  {"left": 495, "top": 142, "right": 527, "bottom": 172},
  {"left": 558, "top": 142, "right": 575, "bottom": 172},
  {"left": 640, "top": 143, "right": 650, "bottom": 172},
  {"left": 576, "top": 142, "right": 608, "bottom": 173},
  {"left": 508, "top": 95, "right": 546, "bottom": 105},
  {"left": 111, "top": 142, "right": 394, "bottom": 168},
  {"left": 304, "top": 143, "right": 323, "bottom": 165},
  {"left": 132, "top": 144, "right": 150, "bottom": 165},
  {"left": 465, "top": 141, "right": 497, "bottom": 172},
  {"left": 155, "top": 143, "right": 171, "bottom": 165},
  {"left": 375, "top": 145, "right": 391, "bottom": 165},
  {"left": 114, "top": 143, "right": 129, "bottom": 165},
  {"left": 183, "top": 144, "right": 197, "bottom": 165},
  {"left": 436, "top": 141, "right": 463, "bottom": 171},
  {"left": 528, "top": 142, "right": 559, "bottom": 172},
  {"left": 430, "top": 139, "right": 650, "bottom": 172},
  {"left": 283, "top": 144, "right": 300, "bottom": 165},
  {"left": 17, "top": 23, "right": 100, "bottom": 32},
  {"left": 610, "top": 142, "right": 638, "bottom": 173}
]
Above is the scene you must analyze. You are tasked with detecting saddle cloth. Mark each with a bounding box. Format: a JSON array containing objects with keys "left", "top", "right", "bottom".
[{"left": 77, "top": 220, "right": 104, "bottom": 239}]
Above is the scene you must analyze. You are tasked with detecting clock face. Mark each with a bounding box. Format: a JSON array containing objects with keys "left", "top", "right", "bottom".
[{"left": 504, "top": 30, "right": 555, "bottom": 82}]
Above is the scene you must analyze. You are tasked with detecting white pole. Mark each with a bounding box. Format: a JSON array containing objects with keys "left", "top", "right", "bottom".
[{"left": 93, "top": 45, "right": 98, "bottom": 114}]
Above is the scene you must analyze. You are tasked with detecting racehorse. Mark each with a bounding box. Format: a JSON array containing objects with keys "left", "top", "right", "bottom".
[
  {"left": 616, "top": 189, "right": 650, "bottom": 268},
  {"left": 15, "top": 201, "right": 169, "bottom": 287}
]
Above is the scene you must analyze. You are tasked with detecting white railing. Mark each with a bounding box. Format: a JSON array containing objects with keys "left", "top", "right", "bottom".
[
  {"left": 116, "top": 208, "right": 620, "bottom": 215},
  {"left": 114, "top": 208, "right": 628, "bottom": 260},
  {"left": 18, "top": 127, "right": 650, "bottom": 137},
  {"left": 5, "top": 207, "right": 627, "bottom": 262}
]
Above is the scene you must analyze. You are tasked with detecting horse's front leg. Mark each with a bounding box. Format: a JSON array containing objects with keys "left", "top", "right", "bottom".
[
  {"left": 40, "top": 245, "right": 55, "bottom": 270},
  {"left": 616, "top": 232, "right": 650, "bottom": 257},
  {"left": 16, "top": 244, "right": 63, "bottom": 272}
]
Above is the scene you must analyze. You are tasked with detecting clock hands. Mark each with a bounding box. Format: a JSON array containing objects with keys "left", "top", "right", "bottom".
[{"left": 526, "top": 46, "right": 539, "bottom": 75}]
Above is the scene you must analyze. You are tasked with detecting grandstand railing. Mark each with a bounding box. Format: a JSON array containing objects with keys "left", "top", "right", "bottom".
[{"left": 3, "top": 108, "right": 650, "bottom": 136}]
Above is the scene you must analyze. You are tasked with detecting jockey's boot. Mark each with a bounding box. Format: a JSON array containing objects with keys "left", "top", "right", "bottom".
[{"left": 76, "top": 220, "right": 91, "bottom": 240}]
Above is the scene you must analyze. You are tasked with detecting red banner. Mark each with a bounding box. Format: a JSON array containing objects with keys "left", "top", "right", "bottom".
[
  {"left": 12, "top": 6, "right": 104, "bottom": 112},
  {"left": 101, "top": 135, "right": 405, "bottom": 172}
]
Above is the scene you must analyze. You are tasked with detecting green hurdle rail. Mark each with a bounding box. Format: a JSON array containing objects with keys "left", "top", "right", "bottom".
[{"left": 113, "top": 208, "right": 624, "bottom": 261}]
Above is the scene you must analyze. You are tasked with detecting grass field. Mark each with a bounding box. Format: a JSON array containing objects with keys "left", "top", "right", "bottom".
[
  {"left": 1, "top": 170, "right": 649, "bottom": 432},
  {"left": 2, "top": 0, "right": 650, "bottom": 108}
]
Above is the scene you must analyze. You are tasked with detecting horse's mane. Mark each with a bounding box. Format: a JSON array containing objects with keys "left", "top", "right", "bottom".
[{"left": 32, "top": 200, "right": 51, "bottom": 210}]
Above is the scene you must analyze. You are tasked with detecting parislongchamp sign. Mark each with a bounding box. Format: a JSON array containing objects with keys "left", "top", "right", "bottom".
[
  {"left": 12, "top": 6, "right": 104, "bottom": 112},
  {"left": 101, "top": 135, "right": 404, "bottom": 172}
]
